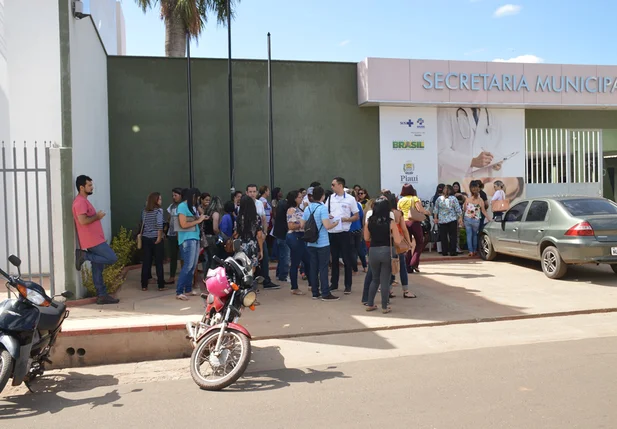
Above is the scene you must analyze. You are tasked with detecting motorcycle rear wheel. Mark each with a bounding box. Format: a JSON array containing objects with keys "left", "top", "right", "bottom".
[
  {"left": 190, "top": 330, "right": 251, "bottom": 391},
  {"left": 0, "top": 346, "right": 14, "bottom": 394}
]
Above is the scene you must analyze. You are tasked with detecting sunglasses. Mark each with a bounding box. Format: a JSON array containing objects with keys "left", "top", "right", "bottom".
[{"left": 358, "top": 192, "right": 365, "bottom": 195}]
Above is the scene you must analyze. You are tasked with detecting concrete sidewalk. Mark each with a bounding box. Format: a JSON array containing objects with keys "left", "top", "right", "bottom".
[{"left": 49, "top": 256, "right": 617, "bottom": 368}]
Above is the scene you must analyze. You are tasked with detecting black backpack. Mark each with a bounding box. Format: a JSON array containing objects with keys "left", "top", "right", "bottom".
[{"left": 302, "top": 206, "right": 323, "bottom": 243}]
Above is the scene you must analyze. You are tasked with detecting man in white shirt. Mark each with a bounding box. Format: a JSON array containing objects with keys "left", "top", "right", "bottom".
[
  {"left": 246, "top": 184, "right": 279, "bottom": 289},
  {"left": 326, "top": 177, "right": 359, "bottom": 294}
]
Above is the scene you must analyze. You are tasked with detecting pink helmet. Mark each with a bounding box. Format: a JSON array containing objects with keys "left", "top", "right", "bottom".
[{"left": 205, "top": 267, "right": 232, "bottom": 298}]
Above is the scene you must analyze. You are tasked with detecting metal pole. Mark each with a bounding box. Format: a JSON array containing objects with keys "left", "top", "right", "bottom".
[
  {"left": 227, "top": 0, "right": 235, "bottom": 193},
  {"left": 267, "top": 32, "right": 274, "bottom": 192},
  {"left": 187, "top": 32, "right": 195, "bottom": 188}
]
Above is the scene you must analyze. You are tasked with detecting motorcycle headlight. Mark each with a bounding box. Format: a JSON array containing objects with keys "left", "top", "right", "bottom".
[
  {"left": 17, "top": 283, "right": 49, "bottom": 306},
  {"left": 242, "top": 290, "right": 257, "bottom": 307}
]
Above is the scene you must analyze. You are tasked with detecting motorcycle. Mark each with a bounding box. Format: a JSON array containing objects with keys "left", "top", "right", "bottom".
[
  {"left": 186, "top": 239, "right": 262, "bottom": 391},
  {"left": 0, "top": 255, "right": 73, "bottom": 393}
]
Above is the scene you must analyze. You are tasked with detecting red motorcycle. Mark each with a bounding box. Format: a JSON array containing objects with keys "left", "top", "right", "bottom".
[{"left": 186, "top": 240, "right": 261, "bottom": 391}]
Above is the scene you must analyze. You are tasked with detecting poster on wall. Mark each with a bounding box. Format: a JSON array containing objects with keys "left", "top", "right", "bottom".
[
  {"left": 437, "top": 107, "right": 526, "bottom": 201},
  {"left": 379, "top": 107, "right": 439, "bottom": 204}
]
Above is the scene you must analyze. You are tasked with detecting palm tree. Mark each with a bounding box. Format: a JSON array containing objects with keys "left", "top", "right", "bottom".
[{"left": 135, "top": 0, "right": 238, "bottom": 57}]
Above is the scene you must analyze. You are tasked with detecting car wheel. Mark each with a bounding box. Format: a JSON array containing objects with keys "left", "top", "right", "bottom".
[
  {"left": 611, "top": 264, "right": 617, "bottom": 275},
  {"left": 479, "top": 234, "right": 497, "bottom": 261},
  {"left": 541, "top": 246, "right": 568, "bottom": 279}
]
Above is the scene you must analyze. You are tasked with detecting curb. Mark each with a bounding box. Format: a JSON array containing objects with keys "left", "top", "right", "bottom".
[{"left": 60, "top": 306, "right": 617, "bottom": 339}]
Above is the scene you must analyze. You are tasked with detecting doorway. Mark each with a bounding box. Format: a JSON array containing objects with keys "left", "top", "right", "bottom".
[{"left": 602, "top": 129, "right": 617, "bottom": 202}]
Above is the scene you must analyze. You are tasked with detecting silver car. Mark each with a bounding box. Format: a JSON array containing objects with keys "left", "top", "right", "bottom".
[{"left": 480, "top": 196, "right": 617, "bottom": 279}]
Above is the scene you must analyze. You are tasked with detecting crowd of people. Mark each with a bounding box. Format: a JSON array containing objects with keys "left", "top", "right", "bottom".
[{"left": 72, "top": 173, "right": 508, "bottom": 311}]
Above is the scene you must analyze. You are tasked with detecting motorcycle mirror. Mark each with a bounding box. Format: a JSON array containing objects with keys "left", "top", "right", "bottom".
[
  {"left": 61, "top": 291, "right": 74, "bottom": 299},
  {"left": 233, "top": 239, "right": 242, "bottom": 252},
  {"left": 255, "top": 276, "right": 265, "bottom": 284},
  {"left": 8, "top": 255, "right": 21, "bottom": 268}
]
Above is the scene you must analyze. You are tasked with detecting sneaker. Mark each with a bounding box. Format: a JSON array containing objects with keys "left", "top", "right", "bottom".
[
  {"left": 96, "top": 295, "right": 119, "bottom": 305},
  {"left": 75, "top": 249, "right": 86, "bottom": 271},
  {"left": 321, "top": 294, "right": 340, "bottom": 301},
  {"left": 312, "top": 295, "right": 321, "bottom": 300},
  {"left": 263, "top": 282, "right": 281, "bottom": 290},
  {"left": 329, "top": 285, "right": 339, "bottom": 291},
  {"left": 344, "top": 288, "right": 351, "bottom": 295}
]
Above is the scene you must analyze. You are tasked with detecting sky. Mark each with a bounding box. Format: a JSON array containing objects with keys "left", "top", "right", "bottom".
[{"left": 119, "top": 0, "right": 617, "bottom": 65}]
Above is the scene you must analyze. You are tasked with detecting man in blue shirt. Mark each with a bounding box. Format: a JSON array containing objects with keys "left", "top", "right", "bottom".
[{"left": 302, "top": 186, "right": 341, "bottom": 301}]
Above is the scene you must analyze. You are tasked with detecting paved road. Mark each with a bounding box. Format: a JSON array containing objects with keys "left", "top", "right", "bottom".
[{"left": 2, "top": 335, "right": 616, "bottom": 428}]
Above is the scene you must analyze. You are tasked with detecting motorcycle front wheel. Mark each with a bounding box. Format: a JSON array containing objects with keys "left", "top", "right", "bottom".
[
  {"left": 190, "top": 329, "right": 251, "bottom": 391},
  {"left": 0, "top": 346, "right": 14, "bottom": 394}
]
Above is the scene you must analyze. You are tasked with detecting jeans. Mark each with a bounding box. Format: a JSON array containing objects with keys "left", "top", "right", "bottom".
[
  {"left": 259, "top": 241, "right": 272, "bottom": 283},
  {"left": 166, "top": 235, "right": 179, "bottom": 278},
  {"left": 464, "top": 217, "right": 480, "bottom": 253},
  {"left": 276, "top": 238, "right": 291, "bottom": 281},
  {"left": 367, "top": 246, "right": 392, "bottom": 309},
  {"left": 141, "top": 236, "right": 165, "bottom": 289},
  {"left": 406, "top": 221, "right": 424, "bottom": 269},
  {"left": 286, "top": 232, "right": 311, "bottom": 290},
  {"left": 329, "top": 232, "right": 354, "bottom": 290},
  {"left": 439, "top": 221, "right": 458, "bottom": 256},
  {"left": 84, "top": 242, "right": 118, "bottom": 297},
  {"left": 351, "top": 231, "right": 367, "bottom": 271},
  {"left": 308, "top": 246, "right": 331, "bottom": 298},
  {"left": 177, "top": 239, "right": 200, "bottom": 295},
  {"left": 398, "top": 253, "right": 409, "bottom": 291}
]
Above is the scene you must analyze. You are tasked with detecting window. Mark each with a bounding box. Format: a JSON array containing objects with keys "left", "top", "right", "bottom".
[
  {"left": 525, "top": 201, "right": 549, "bottom": 222},
  {"left": 525, "top": 129, "right": 600, "bottom": 184},
  {"left": 505, "top": 201, "right": 529, "bottom": 222},
  {"left": 560, "top": 199, "right": 617, "bottom": 217}
]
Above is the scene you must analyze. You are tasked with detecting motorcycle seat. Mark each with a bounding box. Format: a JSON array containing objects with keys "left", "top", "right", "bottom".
[{"left": 38, "top": 301, "right": 66, "bottom": 331}]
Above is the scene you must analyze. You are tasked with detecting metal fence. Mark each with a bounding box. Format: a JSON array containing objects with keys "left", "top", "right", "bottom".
[
  {"left": 525, "top": 129, "right": 602, "bottom": 185},
  {"left": 0, "top": 141, "right": 55, "bottom": 295}
]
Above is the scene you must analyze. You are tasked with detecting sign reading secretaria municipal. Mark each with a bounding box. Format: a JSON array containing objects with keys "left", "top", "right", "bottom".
[{"left": 422, "top": 72, "right": 617, "bottom": 93}]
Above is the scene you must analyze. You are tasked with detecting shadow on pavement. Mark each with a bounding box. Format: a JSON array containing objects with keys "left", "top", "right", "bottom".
[
  {"left": 0, "top": 372, "right": 142, "bottom": 419},
  {"left": 227, "top": 345, "right": 350, "bottom": 392}
]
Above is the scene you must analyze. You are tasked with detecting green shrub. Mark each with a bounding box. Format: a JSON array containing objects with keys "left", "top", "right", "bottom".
[{"left": 81, "top": 226, "right": 137, "bottom": 297}]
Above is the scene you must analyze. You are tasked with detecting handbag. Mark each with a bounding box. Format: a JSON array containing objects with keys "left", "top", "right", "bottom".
[
  {"left": 136, "top": 218, "right": 145, "bottom": 250},
  {"left": 390, "top": 231, "right": 400, "bottom": 274},
  {"left": 394, "top": 224, "right": 412, "bottom": 254},
  {"left": 431, "top": 224, "right": 440, "bottom": 243},
  {"left": 491, "top": 199, "right": 510, "bottom": 212},
  {"left": 173, "top": 215, "right": 197, "bottom": 232},
  {"left": 408, "top": 203, "right": 426, "bottom": 222}
]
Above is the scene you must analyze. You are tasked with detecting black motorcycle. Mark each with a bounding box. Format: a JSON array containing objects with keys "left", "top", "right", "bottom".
[{"left": 0, "top": 255, "right": 73, "bottom": 393}]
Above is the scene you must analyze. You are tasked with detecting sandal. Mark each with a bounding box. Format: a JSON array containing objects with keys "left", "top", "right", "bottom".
[
  {"left": 389, "top": 292, "right": 396, "bottom": 298},
  {"left": 188, "top": 291, "right": 199, "bottom": 296},
  {"left": 291, "top": 290, "right": 305, "bottom": 295},
  {"left": 158, "top": 287, "right": 167, "bottom": 291},
  {"left": 403, "top": 291, "right": 417, "bottom": 299},
  {"left": 382, "top": 307, "right": 392, "bottom": 314},
  {"left": 176, "top": 294, "right": 189, "bottom": 301},
  {"left": 365, "top": 305, "right": 378, "bottom": 312},
  {"left": 141, "top": 287, "right": 148, "bottom": 291}
]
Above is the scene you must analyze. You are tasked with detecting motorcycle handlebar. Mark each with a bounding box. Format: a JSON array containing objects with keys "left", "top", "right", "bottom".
[{"left": 213, "top": 255, "right": 224, "bottom": 266}]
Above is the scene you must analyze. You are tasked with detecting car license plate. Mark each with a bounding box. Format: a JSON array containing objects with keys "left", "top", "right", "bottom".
[{"left": 612, "top": 247, "right": 617, "bottom": 256}]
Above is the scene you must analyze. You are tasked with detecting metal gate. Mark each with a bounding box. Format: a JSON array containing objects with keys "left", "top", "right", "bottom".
[
  {"left": 525, "top": 129, "right": 603, "bottom": 198},
  {"left": 0, "top": 141, "right": 55, "bottom": 295}
]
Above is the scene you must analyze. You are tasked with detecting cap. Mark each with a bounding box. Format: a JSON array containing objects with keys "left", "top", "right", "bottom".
[{"left": 307, "top": 187, "right": 314, "bottom": 195}]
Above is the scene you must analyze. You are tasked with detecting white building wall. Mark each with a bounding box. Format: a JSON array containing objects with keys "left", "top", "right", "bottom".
[
  {"left": 116, "top": 1, "right": 126, "bottom": 55},
  {"left": 69, "top": 13, "right": 112, "bottom": 241},
  {"left": 88, "top": 0, "right": 118, "bottom": 55},
  {"left": 0, "top": 0, "right": 8, "bottom": 143}
]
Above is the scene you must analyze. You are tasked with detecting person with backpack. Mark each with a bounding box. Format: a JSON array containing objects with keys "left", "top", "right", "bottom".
[{"left": 301, "top": 186, "right": 341, "bottom": 301}]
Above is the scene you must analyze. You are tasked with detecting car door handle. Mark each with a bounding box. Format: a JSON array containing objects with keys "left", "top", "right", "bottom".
[
  {"left": 538, "top": 229, "right": 544, "bottom": 233},
  {"left": 512, "top": 228, "right": 518, "bottom": 232}
]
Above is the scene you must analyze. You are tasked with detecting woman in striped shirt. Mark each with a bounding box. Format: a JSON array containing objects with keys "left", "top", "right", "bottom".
[{"left": 141, "top": 192, "right": 166, "bottom": 291}]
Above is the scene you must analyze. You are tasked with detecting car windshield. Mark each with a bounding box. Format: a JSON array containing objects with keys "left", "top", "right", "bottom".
[{"left": 560, "top": 199, "right": 617, "bottom": 216}]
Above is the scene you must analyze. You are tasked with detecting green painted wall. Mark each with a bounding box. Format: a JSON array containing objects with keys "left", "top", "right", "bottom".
[
  {"left": 525, "top": 110, "right": 617, "bottom": 129},
  {"left": 107, "top": 57, "right": 379, "bottom": 234}
]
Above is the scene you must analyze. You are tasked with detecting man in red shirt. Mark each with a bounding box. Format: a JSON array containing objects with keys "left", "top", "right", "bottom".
[{"left": 72, "top": 175, "right": 119, "bottom": 305}]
